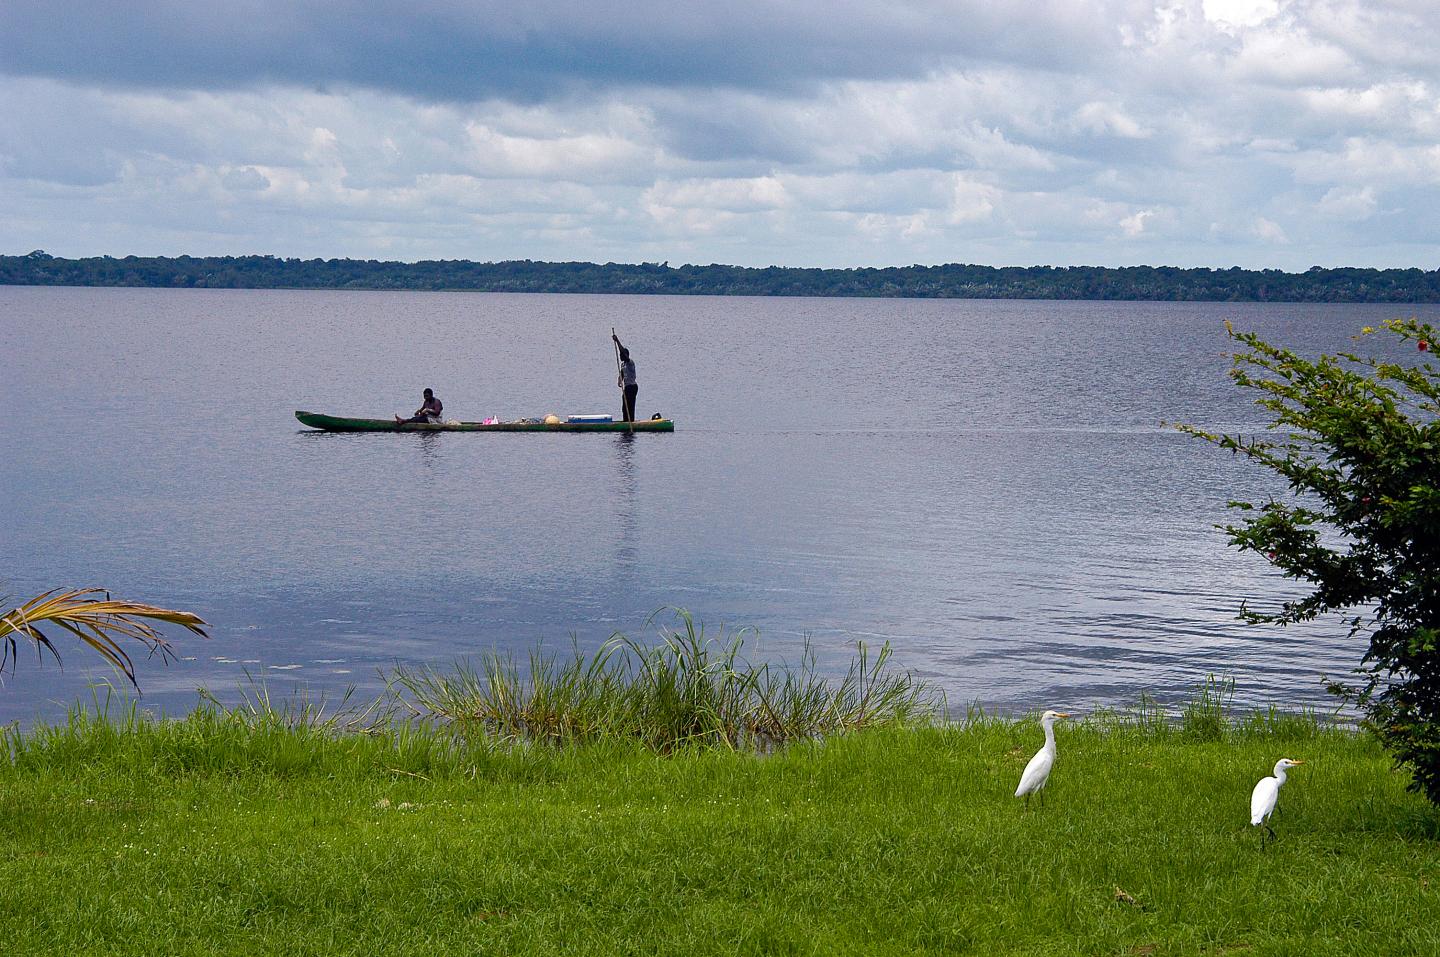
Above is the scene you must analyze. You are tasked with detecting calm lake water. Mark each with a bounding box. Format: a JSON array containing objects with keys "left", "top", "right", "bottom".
[{"left": 4, "top": 286, "right": 1435, "bottom": 725}]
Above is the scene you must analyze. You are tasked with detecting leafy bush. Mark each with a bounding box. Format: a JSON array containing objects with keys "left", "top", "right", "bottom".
[{"left": 1183, "top": 318, "right": 1440, "bottom": 802}]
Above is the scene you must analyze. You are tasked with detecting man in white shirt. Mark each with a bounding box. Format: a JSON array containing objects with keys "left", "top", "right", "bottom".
[{"left": 612, "top": 333, "right": 638, "bottom": 422}]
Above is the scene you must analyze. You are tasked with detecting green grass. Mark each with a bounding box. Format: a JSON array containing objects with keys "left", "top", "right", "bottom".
[{"left": 2, "top": 695, "right": 1438, "bottom": 956}]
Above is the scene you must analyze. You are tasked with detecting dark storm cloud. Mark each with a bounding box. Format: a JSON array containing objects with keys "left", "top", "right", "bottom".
[{"left": 0, "top": 0, "right": 1127, "bottom": 99}]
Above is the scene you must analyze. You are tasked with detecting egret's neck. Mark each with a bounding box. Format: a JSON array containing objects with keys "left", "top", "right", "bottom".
[
  {"left": 1042, "top": 720, "right": 1058, "bottom": 751},
  {"left": 1273, "top": 766, "right": 1288, "bottom": 786}
]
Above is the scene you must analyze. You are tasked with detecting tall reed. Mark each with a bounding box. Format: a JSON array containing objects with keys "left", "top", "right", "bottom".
[{"left": 389, "top": 611, "right": 940, "bottom": 751}]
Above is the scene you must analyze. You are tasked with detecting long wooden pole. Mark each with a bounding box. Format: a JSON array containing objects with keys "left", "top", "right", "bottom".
[{"left": 612, "top": 327, "right": 623, "bottom": 420}]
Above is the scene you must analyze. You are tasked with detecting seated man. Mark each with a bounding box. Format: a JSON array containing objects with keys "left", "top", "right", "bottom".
[{"left": 396, "top": 388, "right": 443, "bottom": 424}]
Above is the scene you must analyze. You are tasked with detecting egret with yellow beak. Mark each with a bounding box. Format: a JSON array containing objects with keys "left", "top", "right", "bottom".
[
  {"left": 1250, "top": 758, "right": 1304, "bottom": 843},
  {"left": 1015, "top": 710, "right": 1070, "bottom": 808}
]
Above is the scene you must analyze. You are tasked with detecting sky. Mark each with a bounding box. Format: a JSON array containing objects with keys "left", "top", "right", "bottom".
[{"left": 2, "top": 0, "right": 1438, "bottom": 269}]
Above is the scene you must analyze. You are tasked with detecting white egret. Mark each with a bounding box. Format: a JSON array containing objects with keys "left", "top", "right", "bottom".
[
  {"left": 1250, "top": 758, "right": 1304, "bottom": 842},
  {"left": 1015, "top": 710, "right": 1070, "bottom": 808}
]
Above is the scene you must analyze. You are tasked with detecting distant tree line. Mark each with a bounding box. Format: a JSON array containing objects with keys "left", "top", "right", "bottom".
[{"left": 6, "top": 249, "right": 1440, "bottom": 302}]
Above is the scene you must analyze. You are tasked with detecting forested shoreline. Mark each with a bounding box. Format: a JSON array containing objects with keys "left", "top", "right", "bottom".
[{"left": 6, "top": 249, "right": 1440, "bottom": 302}]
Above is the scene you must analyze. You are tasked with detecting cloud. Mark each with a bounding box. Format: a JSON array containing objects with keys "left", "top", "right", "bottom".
[
  {"left": 222, "top": 167, "right": 271, "bottom": 191},
  {"left": 1316, "top": 185, "right": 1377, "bottom": 220},
  {"left": 1288, "top": 137, "right": 1440, "bottom": 188},
  {"left": 1203, "top": 0, "right": 1279, "bottom": 29},
  {"left": 0, "top": 1, "right": 1135, "bottom": 100},
  {"left": 1302, "top": 0, "right": 1440, "bottom": 75},
  {"left": 643, "top": 176, "right": 790, "bottom": 214},
  {"left": 1074, "top": 102, "right": 1151, "bottom": 139},
  {"left": 1229, "top": 26, "right": 1356, "bottom": 87},
  {"left": 462, "top": 123, "right": 653, "bottom": 181},
  {"left": 1298, "top": 81, "right": 1440, "bottom": 140},
  {"left": 4, "top": 2, "right": 1440, "bottom": 269},
  {"left": 1120, "top": 209, "right": 1154, "bottom": 236},
  {"left": 947, "top": 175, "right": 1000, "bottom": 225},
  {"left": 1253, "top": 217, "right": 1289, "bottom": 243}
]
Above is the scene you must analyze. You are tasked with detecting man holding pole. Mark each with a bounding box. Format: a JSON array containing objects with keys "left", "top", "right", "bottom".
[{"left": 612, "top": 330, "right": 638, "bottom": 422}]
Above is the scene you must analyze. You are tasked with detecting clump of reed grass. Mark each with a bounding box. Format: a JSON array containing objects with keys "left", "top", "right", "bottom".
[
  {"left": 1085, "top": 675, "right": 1342, "bottom": 743},
  {"left": 1179, "top": 673, "right": 1235, "bottom": 741},
  {"left": 389, "top": 611, "right": 940, "bottom": 751},
  {"left": 202, "top": 677, "right": 392, "bottom": 734}
]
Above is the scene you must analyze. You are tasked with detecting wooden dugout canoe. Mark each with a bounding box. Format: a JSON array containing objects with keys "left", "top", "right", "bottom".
[{"left": 295, "top": 410, "right": 675, "bottom": 433}]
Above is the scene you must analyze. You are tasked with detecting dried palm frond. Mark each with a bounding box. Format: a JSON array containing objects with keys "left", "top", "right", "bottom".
[{"left": 0, "top": 588, "right": 209, "bottom": 689}]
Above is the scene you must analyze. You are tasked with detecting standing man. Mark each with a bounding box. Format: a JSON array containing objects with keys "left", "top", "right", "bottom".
[{"left": 613, "top": 332, "right": 638, "bottom": 422}]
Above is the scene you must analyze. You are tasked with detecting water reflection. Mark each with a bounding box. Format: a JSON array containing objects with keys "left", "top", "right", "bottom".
[
  {"left": 415, "top": 430, "right": 444, "bottom": 467},
  {"left": 613, "top": 433, "right": 638, "bottom": 582}
]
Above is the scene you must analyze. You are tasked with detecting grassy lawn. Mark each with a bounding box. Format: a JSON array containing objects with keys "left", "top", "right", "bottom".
[{"left": 1, "top": 707, "right": 1438, "bottom": 956}]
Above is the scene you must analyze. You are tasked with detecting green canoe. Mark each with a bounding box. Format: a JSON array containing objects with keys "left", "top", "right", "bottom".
[{"left": 295, "top": 411, "right": 675, "bottom": 433}]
